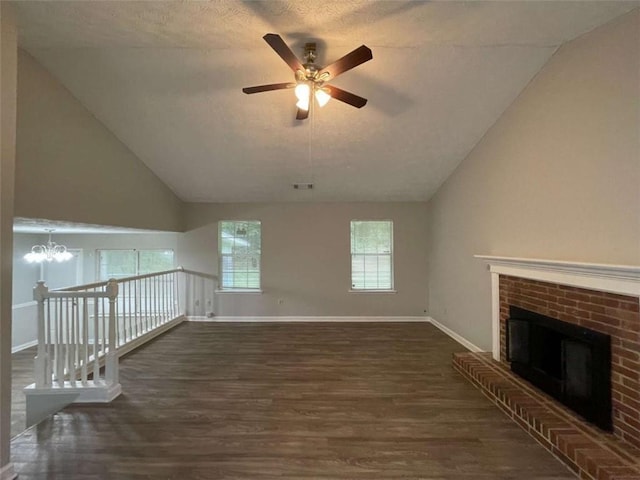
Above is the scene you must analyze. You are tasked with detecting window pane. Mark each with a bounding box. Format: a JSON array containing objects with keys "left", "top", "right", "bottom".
[
  {"left": 139, "top": 250, "right": 174, "bottom": 274},
  {"left": 219, "top": 221, "right": 261, "bottom": 290},
  {"left": 98, "top": 250, "right": 136, "bottom": 280},
  {"left": 350, "top": 221, "right": 393, "bottom": 290}
]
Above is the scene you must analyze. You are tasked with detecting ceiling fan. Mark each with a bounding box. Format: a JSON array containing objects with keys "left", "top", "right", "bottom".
[{"left": 242, "top": 34, "right": 373, "bottom": 120}]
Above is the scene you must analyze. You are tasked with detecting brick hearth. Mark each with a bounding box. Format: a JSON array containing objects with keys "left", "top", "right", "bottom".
[{"left": 453, "top": 352, "right": 640, "bottom": 480}]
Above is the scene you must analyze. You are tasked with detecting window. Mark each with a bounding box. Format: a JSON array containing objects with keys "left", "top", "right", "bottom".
[
  {"left": 219, "top": 221, "right": 261, "bottom": 291},
  {"left": 350, "top": 220, "right": 394, "bottom": 291},
  {"left": 97, "top": 249, "right": 174, "bottom": 280}
]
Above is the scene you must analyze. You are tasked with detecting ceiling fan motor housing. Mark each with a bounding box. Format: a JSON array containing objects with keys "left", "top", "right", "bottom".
[{"left": 301, "top": 43, "right": 323, "bottom": 83}]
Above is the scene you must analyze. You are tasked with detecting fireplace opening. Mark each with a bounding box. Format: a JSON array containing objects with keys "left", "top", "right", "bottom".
[{"left": 507, "top": 306, "right": 612, "bottom": 431}]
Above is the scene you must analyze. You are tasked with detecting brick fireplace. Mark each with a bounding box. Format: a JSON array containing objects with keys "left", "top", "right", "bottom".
[
  {"left": 499, "top": 275, "right": 639, "bottom": 448},
  {"left": 453, "top": 256, "right": 640, "bottom": 480}
]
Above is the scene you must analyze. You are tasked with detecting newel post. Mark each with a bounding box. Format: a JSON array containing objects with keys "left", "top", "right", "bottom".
[
  {"left": 33, "top": 281, "right": 49, "bottom": 388},
  {"left": 105, "top": 279, "right": 119, "bottom": 385}
]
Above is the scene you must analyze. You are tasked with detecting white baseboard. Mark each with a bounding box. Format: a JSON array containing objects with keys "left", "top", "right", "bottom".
[
  {"left": 188, "top": 316, "right": 430, "bottom": 323},
  {"left": 427, "top": 316, "right": 483, "bottom": 352},
  {"left": 187, "top": 315, "right": 483, "bottom": 352},
  {"left": 0, "top": 463, "right": 17, "bottom": 480},
  {"left": 11, "top": 339, "right": 38, "bottom": 354}
]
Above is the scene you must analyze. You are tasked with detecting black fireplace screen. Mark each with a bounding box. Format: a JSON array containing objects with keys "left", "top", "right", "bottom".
[{"left": 507, "top": 306, "right": 612, "bottom": 431}]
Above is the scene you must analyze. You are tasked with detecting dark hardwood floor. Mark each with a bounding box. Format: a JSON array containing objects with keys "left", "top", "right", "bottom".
[{"left": 11, "top": 322, "right": 577, "bottom": 479}]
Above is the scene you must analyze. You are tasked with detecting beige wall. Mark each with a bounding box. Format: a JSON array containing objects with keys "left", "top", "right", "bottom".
[
  {"left": 15, "top": 50, "right": 184, "bottom": 232},
  {"left": 426, "top": 11, "right": 640, "bottom": 350},
  {"left": 180, "top": 202, "right": 429, "bottom": 317},
  {"left": 0, "top": 3, "right": 17, "bottom": 475}
]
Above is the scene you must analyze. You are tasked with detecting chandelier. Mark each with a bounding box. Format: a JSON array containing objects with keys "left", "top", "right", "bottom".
[{"left": 24, "top": 229, "right": 73, "bottom": 263}]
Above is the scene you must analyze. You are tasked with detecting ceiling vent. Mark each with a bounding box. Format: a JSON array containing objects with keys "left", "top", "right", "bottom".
[{"left": 293, "top": 183, "right": 313, "bottom": 190}]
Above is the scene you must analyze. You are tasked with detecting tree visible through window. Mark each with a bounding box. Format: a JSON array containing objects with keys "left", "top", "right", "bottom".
[
  {"left": 98, "top": 250, "right": 174, "bottom": 280},
  {"left": 219, "top": 221, "right": 261, "bottom": 290},
  {"left": 350, "top": 220, "right": 394, "bottom": 290}
]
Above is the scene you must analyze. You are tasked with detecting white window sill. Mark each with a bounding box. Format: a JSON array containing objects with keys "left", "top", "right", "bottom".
[
  {"left": 349, "top": 289, "right": 397, "bottom": 294},
  {"left": 215, "top": 289, "right": 263, "bottom": 294}
]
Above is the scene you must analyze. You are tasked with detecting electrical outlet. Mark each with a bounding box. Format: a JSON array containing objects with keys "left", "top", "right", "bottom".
[
  {"left": 195, "top": 299, "right": 200, "bottom": 306},
  {"left": 278, "top": 298, "right": 284, "bottom": 305}
]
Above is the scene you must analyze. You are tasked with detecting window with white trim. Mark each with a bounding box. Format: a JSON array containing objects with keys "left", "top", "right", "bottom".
[
  {"left": 97, "top": 249, "right": 174, "bottom": 281},
  {"left": 219, "top": 220, "right": 261, "bottom": 291},
  {"left": 350, "top": 220, "right": 394, "bottom": 290}
]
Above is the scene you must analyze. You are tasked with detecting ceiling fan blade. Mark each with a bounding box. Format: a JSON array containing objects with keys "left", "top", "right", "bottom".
[
  {"left": 318, "top": 45, "right": 372, "bottom": 80},
  {"left": 263, "top": 33, "right": 304, "bottom": 72},
  {"left": 242, "top": 83, "right": 295, "bottom": 94},
  {"left": 296, "top": 108, "right": 309, "bottom": 120},
  {"left": 324, "top": 85, "right": 368, "bottom": 108}
]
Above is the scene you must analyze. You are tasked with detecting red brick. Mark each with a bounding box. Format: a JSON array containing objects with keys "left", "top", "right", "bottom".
[
  {"left": 621, "top": 358, "right": 640, "bottom": 371},
  {"left": 620, "top": 340, "right": 640, "bottom": 353},
  {"left": 619, "top": 301, "right": 640, "bottom": 313},
  {"left": 612, "top": 347, "right": 640, "bottom": 363},
  {"left": 590, "top": 296, "right": 622, "bottom": 308},
  {"left": 614, "top": 384, "right": 640, "bottom": 402},
  {"left": 559, "top": 297, "right": 579, "bottom": 308},
  {"left": 567, "top": 292, "right": 594, "bottom": 303}
]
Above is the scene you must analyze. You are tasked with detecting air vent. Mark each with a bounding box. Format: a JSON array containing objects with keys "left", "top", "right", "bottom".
[{"left": 293, "top": 183, "right": 313, "bottom": 190}]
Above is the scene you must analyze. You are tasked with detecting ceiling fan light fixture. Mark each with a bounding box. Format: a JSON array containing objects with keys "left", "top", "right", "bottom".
[
  {"left": 315, "top": 88, "right": 331, "bottom": 107},
  {"left": 295, "top": 97, "right": 310, "bottom": 111},
  {"left": 294, "top": 83, "right": 310, "bottom": 101},
  {"left": 294, "top": 82, "right": 311, "bottom": 111}
]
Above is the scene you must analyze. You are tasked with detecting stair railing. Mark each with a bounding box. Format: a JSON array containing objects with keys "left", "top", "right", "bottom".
[
  {"left": 31, "top": 267, "right": 217, "bottom": 391},
  {"left": 33, "top": 279, "right": 119, "bottom": 390}
]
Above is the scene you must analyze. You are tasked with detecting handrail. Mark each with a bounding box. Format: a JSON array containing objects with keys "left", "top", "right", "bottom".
[
  {"left": 56, "top": 267, "right": 218, "bottom": 292},
  {"left": 180, "top": 268, "right": 217, "bottom": 281},
  {"left": 56, "top": 268, "right": 185, "bottom": 292}
]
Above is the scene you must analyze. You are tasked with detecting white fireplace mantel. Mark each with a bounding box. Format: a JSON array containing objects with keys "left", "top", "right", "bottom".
[{"left": 475, "top": 255, "right": 640, "bottom": 360}]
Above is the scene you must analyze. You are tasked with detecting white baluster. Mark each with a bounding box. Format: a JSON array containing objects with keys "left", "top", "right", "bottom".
[
  {"left": 161, "top": 274, "right": 166, "bottom": 323},
  {"left": 102, "top": 296, "right": 107, "bottom": 355},
  {"left": 33, "top": 281, "right": 49, "bottom": 388},
  {"left": 173, "top": 271, "right": 178, "bottom": 318},
  {"left": 154, "top": 276, "right": 159, "bottom": 327},
  {"left": 127, "top": 281, "right": 132, "bottom": 341},
  {"left": 46, "top": 297, "right": 52, "bottom": 383},
  {"left": 66, "top": 298, "right": 74, "bottom": 385},
  {"left": 56, "top": 298, "right": 64, "bottom": 384},
  {"left": 148, "top": 277, "right": 153, "bottom": 329},
  {"left": 73, "top": 299, "right": 79, "bottom": 375},
  {"left": 105, "top": 279, "right": 119, "bottom": 385},
  {"left": 93, "top": 296, "right": 100, "bottom": 381},
  {"left": 82, "top": 298, "right": 88, "bottom": 385},
  {"left": 133, "top": 279, "right": 139, "bottom": 338},
  {"left": 164, "top": 274, "right": 169, "bottom": 323}
]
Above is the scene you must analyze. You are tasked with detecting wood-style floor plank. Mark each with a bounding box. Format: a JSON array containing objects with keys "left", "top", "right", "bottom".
[{"left": 11, "top": 322, "right": 577, "bottom": 479}]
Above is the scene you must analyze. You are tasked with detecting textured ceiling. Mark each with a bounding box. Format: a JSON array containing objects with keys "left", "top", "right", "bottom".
[{"left": 11, "top": 1, "right": 639, "bottom": 202}]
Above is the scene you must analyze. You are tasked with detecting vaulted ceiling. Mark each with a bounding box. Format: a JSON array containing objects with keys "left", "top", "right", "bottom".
[{"left": 11, "top": 1, "right": 638, "bottom": 202}]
